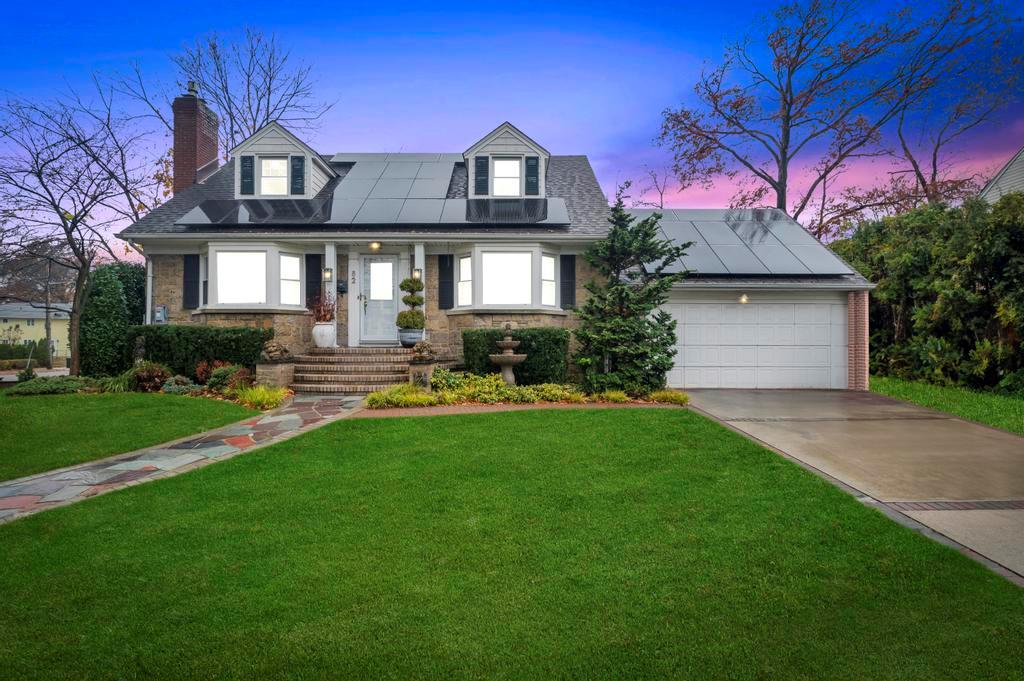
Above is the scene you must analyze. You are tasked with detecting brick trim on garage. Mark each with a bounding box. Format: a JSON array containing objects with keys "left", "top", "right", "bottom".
[{"left": 847, "top": 290, "right": 869, "bottom": 390}]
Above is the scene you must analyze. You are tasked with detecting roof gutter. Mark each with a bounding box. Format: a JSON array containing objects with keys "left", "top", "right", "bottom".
[
  {"left": 116, "top": 231, "right": 601, "bottom": 243},
  {"left": 673, "top": 279, "right": 875, "bottom": 291}
]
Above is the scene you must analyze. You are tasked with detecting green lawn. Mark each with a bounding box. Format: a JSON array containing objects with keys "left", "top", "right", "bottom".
[
  {"left": 1, "top": 409, "right": 1022, "bottom": 680},
  {"left": 0, "top": 392, "right": 256, "bottom": 481},
  {"left": 871, "top": 375, "right": 1024, "bottom": 436}
]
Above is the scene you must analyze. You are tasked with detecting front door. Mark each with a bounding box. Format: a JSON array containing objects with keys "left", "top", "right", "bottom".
[{"left": 360, "top": 255, "right": 399, "bottom": 343}]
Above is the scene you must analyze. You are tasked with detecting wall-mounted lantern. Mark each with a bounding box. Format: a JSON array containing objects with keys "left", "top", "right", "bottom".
[
  {"left": 322, "top": 267, "right": 334, "bottom": 282},
  {"left": 368, "top": 241, "right": 382, "bottom": 251},
  {"left": 738, "top": 293, "right": 749, "bottom": 305},
  {"left": 412, "top": 268, "right": 422, "bottom": 280}
]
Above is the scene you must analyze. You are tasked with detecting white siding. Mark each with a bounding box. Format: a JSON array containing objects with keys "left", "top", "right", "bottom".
[
  {"left": 465, "top": 124, "right": 547, "bottom": 198},
  {"left": 232, "top": 125, "right": 331, "bottom": 199},
  {"left": 981, "top": 147, "right": 1024, "bottom": 203}
]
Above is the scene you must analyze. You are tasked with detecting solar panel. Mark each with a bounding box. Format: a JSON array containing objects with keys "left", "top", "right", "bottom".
[
  {"left": 407, "top": 176, "right": 451, "bottom": 199},
  {"left": 344, "top": 162, "right": 387, "bottom": 179},
  {"left": 694, "top": 221, "right": 745, "bottom": 245},
  {"left": 333, "top": 178, "right": 377, "bottom": 198},
  {"left": 398, "top": 199, "right": 444, "bottom": 223},
  {"left": 730, "top": 221, "right": 779, "bottom": 245},
  {"left": 327, "top": 198, "right": 364, "bottom": 223},
  {"left": 368, "top": 178, "right": 413, "bottom": 199},
  {"left": 440, "top": 199, "right": 467, "bottom": 222},
  {"left": 466, "top": 199, "right": 548, "bottom": 223},
  {"left": 710, "top": 245, "right": 770, "bottom": 274},
  {"left": 541, "top": 198, "right": 570, "bottom": 224},
  {"left": 353, "top": 199, "right": 404, "bottom": 223},
  {"left": 680, "top": 245, "right": 728, "bottom": 274},
  {"left": 748, "top": 245, "right": 811, "bottom": 274},
  {"left": 761, "top": 219, "right": 820, "bottom": 246},
  {"left": 786, "top": 245, "right": 853, "bottom": 274},
  {"left": 659, "top": 221, "right": 703, "bottom": 244},
  {"left": 381, "top": 162, "right": 421, "bottom": 179},
  {"left": 416, "top": 162, "right": 454, "bottom": 179}
]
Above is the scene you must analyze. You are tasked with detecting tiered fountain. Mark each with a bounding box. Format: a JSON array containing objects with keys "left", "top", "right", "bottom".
[{"left": 489, "top": 323, "right": 527, "bottom": 385}]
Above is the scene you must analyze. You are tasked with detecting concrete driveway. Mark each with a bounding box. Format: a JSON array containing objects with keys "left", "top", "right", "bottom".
[{"left": 688, "top": 389, "right": 1024, "bottom": 581}]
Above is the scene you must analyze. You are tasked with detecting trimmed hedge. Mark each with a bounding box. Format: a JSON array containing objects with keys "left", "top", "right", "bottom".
[
  {"left": 80, "top": 266, "right": 130, "bottom": 377},
  {"left": 126, "top": 325, "right": 273, "bottom": 379},
  {"left": 462, "top": 327, "right": 570, "bottom": 385},
  {"left": 0, "top": 340, "right": 45, "bottom": 360}
]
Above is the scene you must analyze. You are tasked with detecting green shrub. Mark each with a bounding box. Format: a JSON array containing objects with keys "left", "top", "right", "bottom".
[
  {"left": 229, "top": 384, "right": 288, "bottom": 410},
  {"left": 649, "top": 389, "right": 690, "bottom": 406},
  {"left": 103, "top": 262, "right": 146, "bottom": 325},
  {"left": 195, "top": 359, "right": 232, "bottom": 384},
  {"left": 207, "top": 365, "right": 244, "bottom": 393},
  {"left": 80, "top": 266, "right": 130, "bottom": 377},
  {"left": 396, "top": 277, "right": 425, "bottom": 329},
  {"left": 462, "top": 327, "right": 570, "bottom": 384},
  {"left": 99, "top": 369, "right": 133, "bottom": 393},
  {"left": 0, "top": 358, "right": 29, "bottom": 370},
  {"left": 226, "top": 367, "right": 254, "bottom": 391},
  {"left": 16, "top": 361, "right": 36, "bottom": 382},
  {"left": 532, "top": 383, "right": 586, "bottom": 402},
  {"left": 130, "top": 361, "right": 172, "bottom": 393},
  {"left": 430, "top": 368, "right": 464, "bottom": 392},
  {"left": 366, "top": 384, "right": 439, "bottom": 409},
  {"left": 7, "top": 376, "right": 96, "bottom": 396},
  {"left": 126, "top": 326, "right": 273, "bottom": 379},
  {"left": 162, "top": 375, "right": 200, "bottom": 395},
  {"left": 596, "top": 390, "right": 629, "bottom": 403},
  {"left": 396, "top": 310, "right": 425, "bottom": 329},
  {"left": 0, "top": 341, "right": 44, "bottom": 361}
]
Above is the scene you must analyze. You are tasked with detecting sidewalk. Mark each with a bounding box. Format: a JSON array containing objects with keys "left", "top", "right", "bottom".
[{"left": 0, "top": 395, "right": 363, "bottom": 523}]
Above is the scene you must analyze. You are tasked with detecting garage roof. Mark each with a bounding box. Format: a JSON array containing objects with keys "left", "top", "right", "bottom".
[{"left": 628, "top": 208, "right": 858, "bottom": 277}]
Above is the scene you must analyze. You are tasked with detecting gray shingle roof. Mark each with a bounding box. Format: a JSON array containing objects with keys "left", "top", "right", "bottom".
[{"left": 120, "top": 154, "right": 610, "bottom": 237}]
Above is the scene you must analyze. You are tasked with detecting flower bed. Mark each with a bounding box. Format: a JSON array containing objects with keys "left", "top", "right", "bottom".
[{"left": 365, "top": 370, "right": 689, "bottom": 409}]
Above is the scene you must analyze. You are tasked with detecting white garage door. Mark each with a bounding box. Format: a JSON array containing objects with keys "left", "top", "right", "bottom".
[{"left": 663, "top": 294, "right": 848, "bottom": 389}]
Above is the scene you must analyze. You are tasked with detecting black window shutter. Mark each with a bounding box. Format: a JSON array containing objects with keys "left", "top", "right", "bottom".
[
  {"left": 559, "top": 255, "right": 576, "bottom": 309},
  {"left": 438, "top": 255, "right": 454, "bottom": 310},
  {"left": 474, "top": 156, "right": 489, "bottom": 196},
  {"left": 305, "top": 254, "right": 323, "bottom": 309},
  {"left": 525, "top": 156, "right": 540, "bottom": 196},
  {"left": 183, "top": 255, "right": 200, "bottom": 310},
  {"left": 290, "top": 156, "right": 305, "bottom": 195},
  {"left": 240, "top": 156, "right": 255, "bottom": 195}
]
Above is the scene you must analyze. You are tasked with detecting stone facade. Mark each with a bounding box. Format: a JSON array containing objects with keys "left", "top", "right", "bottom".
[
  {"left": 151, "top": 255, "right": 190, "bottom": 323},
  {"left": 255, "top": 362, "right": 295, "bottom": 388},
  {"left": 193, "top": 310, "right": 312, "bottom": 357},
  {"left": 847, "top": 290, "right": 870, "bottom": 391}
]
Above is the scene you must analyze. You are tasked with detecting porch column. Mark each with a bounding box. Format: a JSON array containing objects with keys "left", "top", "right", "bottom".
[
  {"left": 144, "top": 256, "right": 153, "bottom": 324},
  {"left": 323, "top": 242, "right": 338, "bottom": 347},
  {"left": 414, "top": 243, "right": 426, "bottom": 340}
]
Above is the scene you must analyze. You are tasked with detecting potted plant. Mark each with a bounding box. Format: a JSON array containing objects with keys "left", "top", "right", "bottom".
[
  {"left": 311, "top": 294, "right": 336, "bottom": 348},
  {"left": 396, "top": 277, "right": 425, "bottom": 348}
]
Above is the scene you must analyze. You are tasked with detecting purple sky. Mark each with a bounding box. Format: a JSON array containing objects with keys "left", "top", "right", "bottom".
[{"left": 3, "top": 0, "right": 1022, "bottom": 210}]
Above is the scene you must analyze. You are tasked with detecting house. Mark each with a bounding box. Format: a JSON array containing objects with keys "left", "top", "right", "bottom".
[
  {"left": 118, "top": 87, "right": 871, "bottom": 392},
  {"left": 0, "top": 302, "right": 71, "bottom": 360},
  {"left": 980, "top": 143, "right": 1024, "bottom": 203}
]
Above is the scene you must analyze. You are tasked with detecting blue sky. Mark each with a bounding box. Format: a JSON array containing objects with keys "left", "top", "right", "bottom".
[{"left": 3, "top": 0, "right": 1020, "bottom": 206}]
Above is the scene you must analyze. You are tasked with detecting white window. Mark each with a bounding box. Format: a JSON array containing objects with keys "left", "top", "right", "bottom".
[
  {"left": 26, "top": 319, "right": 35, "bottom": 327},
  {"left": 458, "top": 255, "right": 472, "bottom": 306},
  {"left": 482, "top": 252, "right": 532, "bottom": 305},
  {"left": 541, "top": 255, "right": 557, "bottom": 306},
  {"left": 492, "top": 158, "right": 521, "bottom": 197},
  {"left": 216, "top": 252, "right": 267, "bottom": 304},
  {"left": 260, "top": 158, "right": 288, "bottom": 196},
  {"left": 280, "top": 254, "right": 301, "bottom": 306}
]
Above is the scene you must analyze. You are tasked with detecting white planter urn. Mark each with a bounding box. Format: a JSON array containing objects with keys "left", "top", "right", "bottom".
[{"left": 312, "top": 322, "right": 336, "bottom": 348}]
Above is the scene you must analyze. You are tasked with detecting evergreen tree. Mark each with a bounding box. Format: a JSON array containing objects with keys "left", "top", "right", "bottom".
[
  {"left": 574, "top": 188, "right": 689, "bottom": 395},
  {"left": 79, "top": 266, "right": 130, "bottom": 376}
]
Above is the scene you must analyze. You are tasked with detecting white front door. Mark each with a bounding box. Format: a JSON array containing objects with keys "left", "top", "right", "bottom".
[{"left": 360, "top": 255, "right": 399, "bottom": 343}]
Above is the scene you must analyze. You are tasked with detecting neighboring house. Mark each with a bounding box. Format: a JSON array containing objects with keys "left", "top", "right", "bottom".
[
  {"left": 980, "top": 144, "right": 1024, "bottom": 203},
  {"left": 118, "top": 88, "right": 871, "bottom": 392},
  {"left": 0, "top": 303, "right": 71, "bottom": 359}
]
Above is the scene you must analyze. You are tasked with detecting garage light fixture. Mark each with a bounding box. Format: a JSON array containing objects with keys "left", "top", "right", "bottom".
[
  {"left": 738, "top": 293, "right": 749, "bottom": 304},
  {"left": 368, "top": 241, "right": 382, "bottom": 251}
]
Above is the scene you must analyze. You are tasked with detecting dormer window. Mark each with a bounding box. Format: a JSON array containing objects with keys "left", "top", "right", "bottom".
[
  {"left": 492, "top": 158, "right": 522, "bottom": 197},
  {"left": 260, "top": 158, "right": 288, "bottom": 196}
]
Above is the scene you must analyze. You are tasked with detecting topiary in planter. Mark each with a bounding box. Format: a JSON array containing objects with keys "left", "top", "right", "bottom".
[{"left": 397, "top": 277, "right": 426, "bottom": 347}]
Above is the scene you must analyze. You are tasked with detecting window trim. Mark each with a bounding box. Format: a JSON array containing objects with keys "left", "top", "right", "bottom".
[
  {"left": 457, "top": 255, "right": 473, "bottom": 307},
  {"left": 541, "top": 253, "right": 557, "bottom": 307},
  {"left": 491, "top": 156, "right": 523, "bottom": 197},
  {"left": 279, "top": 252, "right": 303, "bottom": 307},
  {"left": 257, "top": 156, "right": 289, "bottom": 197},
  {"left": 204, "top": 242, "right": 309, "bottom": 311},
  {"left": 451, "top": 244, "right": 561, "bottom": 311}
]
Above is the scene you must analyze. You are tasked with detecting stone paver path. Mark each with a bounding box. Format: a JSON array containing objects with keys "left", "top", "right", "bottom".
[{"left": 0, "top": 395, "right": 363, "bottom": 523}]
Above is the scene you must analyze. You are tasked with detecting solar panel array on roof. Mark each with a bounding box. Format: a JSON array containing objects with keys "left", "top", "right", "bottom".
[{"left": 628, "top": 208, "right": 853, "bottom": 276}]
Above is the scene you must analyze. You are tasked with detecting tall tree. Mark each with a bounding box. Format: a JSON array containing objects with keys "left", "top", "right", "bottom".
[
  {"left": 660, "top": 0, "right": 1020, "bottom": 236},
  {"left": 119, "top": 28, "right": 334, "bottom": 151},
  {"left": 574, "top": 187, "right": 690, "bottom": 395}
]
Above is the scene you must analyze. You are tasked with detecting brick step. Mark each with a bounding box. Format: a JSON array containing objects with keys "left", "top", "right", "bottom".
[
  {"left": 293, "top": 372, "right": 407, "bottom": 384},
  {"left": 293, "top": 363, "right": 412, "bottom": 374},
  {"left": 307, "top": 347, "right": 413, "bottom": 356},
  {"left": 294, "top": 355, "right": 412, "bottom": 365},
  {"left": 290, "top": 383, "right": 393, "bottom": 394}
]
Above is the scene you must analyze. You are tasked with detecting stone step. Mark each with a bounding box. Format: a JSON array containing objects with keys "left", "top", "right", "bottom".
[
  {"left": 307, "top": 346, "right": 413, "bottom": 356},
  {"left": 290, "top": 383, "right": 393, "bottom": 394},
  {"left": 293, "top": 363, "right": 412, "bottom": 374},
  {"left": 293, "top": 372, "right": 407, "bottom": 384}
]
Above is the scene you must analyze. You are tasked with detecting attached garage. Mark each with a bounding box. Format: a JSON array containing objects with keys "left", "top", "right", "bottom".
[
  {"left": 663, "top": 291, "right": 851, "bottom": 389},
  {"left": 629, "top": 207, "right": 873, "bottom": 391}
]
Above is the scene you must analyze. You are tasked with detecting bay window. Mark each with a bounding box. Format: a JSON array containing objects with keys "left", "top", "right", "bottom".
[
  {"left": 458, "top": 255, "right": 472, "bottom": 306},
  {"left": 260, "top": 158, "right": 288, "bottom": 196},
  {"left": 492, "top": 158, "right": 521, "bottom": 197},
  {"left": 482, "top": 252, "right": 532, "bottom": 305},
  {"left": 216, "top": 252, "right": 267, "bottom": 304},
  {"left": 280, "top": 253, "right": 301, "bottom": 306},
  {"left": 541, "top": 255, "right": 557, "bottom": 306}
]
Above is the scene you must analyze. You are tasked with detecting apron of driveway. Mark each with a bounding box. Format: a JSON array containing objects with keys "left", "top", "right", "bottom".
[{"left": 688, "top": 389, "right": 1024, "bottom": 580}]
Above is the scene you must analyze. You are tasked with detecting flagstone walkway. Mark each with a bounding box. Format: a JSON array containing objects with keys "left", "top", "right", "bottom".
[{"left": 0, "top": 395, "right": 363, "bottom": 524}]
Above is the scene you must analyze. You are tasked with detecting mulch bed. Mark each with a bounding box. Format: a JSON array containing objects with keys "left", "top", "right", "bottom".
[{"left": 352, "top": 401, "right": 681, "bottom": 419}]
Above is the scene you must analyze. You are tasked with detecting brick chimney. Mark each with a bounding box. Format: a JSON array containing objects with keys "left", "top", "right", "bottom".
[{"left": 172, "top": 82, "right": 219, "bottom": 194}]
